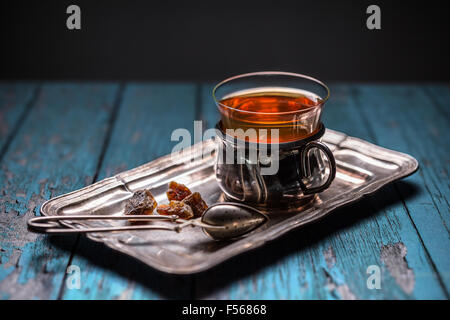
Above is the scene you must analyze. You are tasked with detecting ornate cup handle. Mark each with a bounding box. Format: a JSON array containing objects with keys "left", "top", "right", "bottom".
[{"left": 299, "top": 141, "right": 336, "bottom": 195}]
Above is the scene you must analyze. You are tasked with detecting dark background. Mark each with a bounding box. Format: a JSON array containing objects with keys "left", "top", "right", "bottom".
[{"left": 1, "top": 0, "right": 449, "bottom": 82}]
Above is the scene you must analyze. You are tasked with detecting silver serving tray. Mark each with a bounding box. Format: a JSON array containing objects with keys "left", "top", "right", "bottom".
[{"left": 40, "top": 129, "right": 418, "bottom": 274}]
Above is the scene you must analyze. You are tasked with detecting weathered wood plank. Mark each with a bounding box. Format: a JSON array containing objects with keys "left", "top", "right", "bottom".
[
  {"left": 0, "top": 84, "right": 39, "bottom": 155},
  {"left": 60, "top": 83, "right": 198, "bottom": 299},
  {"left": 6, "top": 82, "right": 444, "bottom": 300},
  {"left": 352, "top": 84, "right": 450, "bottom": 294},
  {"left": 424, "top": 84, "right": 450, "bottom": 121},
  {"left": 0, "top": 83, "right": 119, "bottom": 299},
  {"left": 193, "top": 83, "right": 446, "bottom": 299}
]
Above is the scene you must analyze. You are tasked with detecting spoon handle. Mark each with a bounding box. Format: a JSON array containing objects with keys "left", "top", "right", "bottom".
[{"left": 27, "top": 214, "right": 224, "bottom": 234}]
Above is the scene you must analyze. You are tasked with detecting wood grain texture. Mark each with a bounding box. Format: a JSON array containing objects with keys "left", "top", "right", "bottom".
[
  {"left": 424, "top": 84, "right": 450, "bottom": 121},
  {"left": 60, "top": 83, "right": 198, "bottom": 299},
  {"left": 0, "top": 84, "right": 39, "bottom": 156},
  {"left": 192, "top": 83, "right": 447, "bottom": 299},
  {"left": 0, "top": 83, "right": 119, "bottom": 299},
  {"left": 352, "top": 84, "right": 450, "bottom": 294}
]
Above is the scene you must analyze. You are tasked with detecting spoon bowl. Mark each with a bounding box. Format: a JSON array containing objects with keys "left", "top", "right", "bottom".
[{"left": 201, "top": 202, "right": 268, "bottom": 240}]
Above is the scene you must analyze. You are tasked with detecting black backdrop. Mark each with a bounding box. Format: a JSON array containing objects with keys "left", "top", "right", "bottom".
[{"left": 1, "top": 0, "right": 449, "bottom": 81}]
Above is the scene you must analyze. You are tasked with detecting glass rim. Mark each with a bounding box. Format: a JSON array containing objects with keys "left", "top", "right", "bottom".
[{"left": 212, "top": 71, "right": 330, "bottom": 116}]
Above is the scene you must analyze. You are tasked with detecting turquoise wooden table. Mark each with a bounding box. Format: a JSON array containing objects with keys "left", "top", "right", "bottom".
[{"left": 0, "top": 83, "right": 448, "bottom": 300}]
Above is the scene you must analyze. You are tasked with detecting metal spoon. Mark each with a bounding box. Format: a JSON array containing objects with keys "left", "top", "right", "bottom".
[
  {"left": 27, "top": 202, "right": 268, "bottom": 240},
  {"left": 201, "top": 202, "right": 268, "bottom": 240}
]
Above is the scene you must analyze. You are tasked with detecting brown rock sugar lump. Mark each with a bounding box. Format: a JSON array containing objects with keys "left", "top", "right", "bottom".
[
  {"left": 166, "top": 181, "right": 192, "bottom": 201},
  {"left": 157, "top": 201, "right": 194, "bottom": 220},
  {"left": 124, "top": 189, "right": 157, "bottom": 215},
  {"left": 182, "top": 192, "right": 208, "bottom": 217}
]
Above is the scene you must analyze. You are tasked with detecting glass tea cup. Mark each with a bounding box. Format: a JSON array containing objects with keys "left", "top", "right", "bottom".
[
  {"left": 213, "top": 71, "right": 330, "bottom": 144},
  {"left": 212, "top": 71, "right": 336, "bottom": 210}
]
